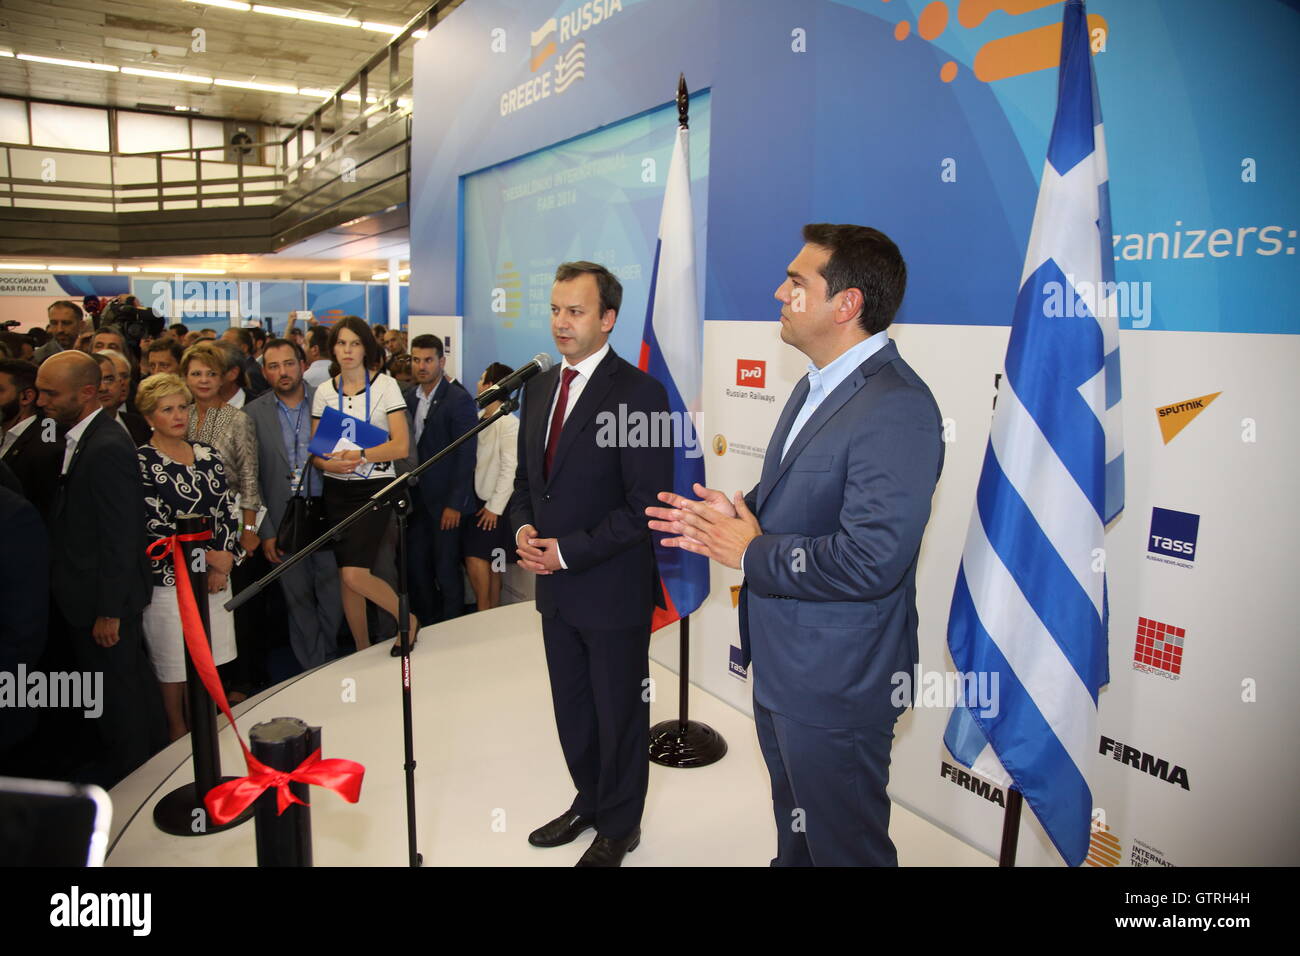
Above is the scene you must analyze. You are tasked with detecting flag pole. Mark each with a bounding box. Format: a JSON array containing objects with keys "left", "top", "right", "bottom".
[
  {"left": 646, "top": 74, "right": 726, "bottom": 769},
  {"left": 998, "top": 789, "right": 1022, "bottom": 866}
]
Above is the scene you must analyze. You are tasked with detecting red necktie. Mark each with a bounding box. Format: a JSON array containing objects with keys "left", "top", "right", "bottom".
[{"left": 544, "top": 367, "right": 578, "bottom": 481}]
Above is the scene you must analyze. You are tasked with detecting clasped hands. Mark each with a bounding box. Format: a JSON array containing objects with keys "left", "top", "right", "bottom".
[
  {"left": 319, "top": 448, "right": 366, "bottom": 475},
  {"left": 645, "top": 482, "right": 762, "bottom": 570},
  {"left": 516, "top": 524, "right": 562, "bottom": 574}
]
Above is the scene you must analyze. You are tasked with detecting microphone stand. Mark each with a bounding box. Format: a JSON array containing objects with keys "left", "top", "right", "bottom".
[{"left": 226, "top": 390, "right": 522, "bottom": 867}]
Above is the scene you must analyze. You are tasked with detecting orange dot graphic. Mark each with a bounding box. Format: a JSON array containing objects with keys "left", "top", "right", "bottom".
[
  {"left": 895, "top": 20, "right": 911, "bottom": 40},
  {"left": 940, "top": 61, "right": 959, "bottom": 82},
  {"left": 919, "top": 2, "right": 949, "bottom": 41}
]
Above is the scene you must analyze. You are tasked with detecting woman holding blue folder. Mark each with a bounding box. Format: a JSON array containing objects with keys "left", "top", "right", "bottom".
[{"left": 309, "top": 316, "right": 418, "bottom": 654}]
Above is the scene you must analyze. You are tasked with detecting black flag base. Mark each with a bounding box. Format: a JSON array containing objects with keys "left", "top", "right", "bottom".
[
  {"left": 153, "top": 780, "right": 253, "bottom": 836},
  {"left": 648, "top": 719, "right": 727, "bottom": 768},
  {"left": 648, "top": 614, "right": 728, "bottom": 767},
  {"left": 644, "top": 717, "right": 728, "bottom": 770}
]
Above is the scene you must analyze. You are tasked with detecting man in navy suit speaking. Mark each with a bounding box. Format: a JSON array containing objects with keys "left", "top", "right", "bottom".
[
  {"left": 510, "top": 261, "right": 672, "bottom": 867},
  {"left": 648, "top": 224, "right": 944, "bottom": 866}
]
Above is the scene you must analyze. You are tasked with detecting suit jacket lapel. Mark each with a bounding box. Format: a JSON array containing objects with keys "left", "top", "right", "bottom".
[
  {"left": 546, "top": 349, "right": 617, "bottom": 488},
  {"left": 758, "top": 376, "right": 809, "bottom": 513},
  {"left": 529, "top": 365, "right": 559, "bottom": 482},
  {"left": 264, "top": 401, "right": 291, "bottom": 471},
  {"left": 761, "top": 341, "right": 900, "bottom": 509},
  {"left": 417, "top": 377, "right": 448, "bottom": 456}
]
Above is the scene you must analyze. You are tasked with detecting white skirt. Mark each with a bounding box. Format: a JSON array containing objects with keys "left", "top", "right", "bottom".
[{"left": 142, "top": 582, "right": 237, "bottom": 683}]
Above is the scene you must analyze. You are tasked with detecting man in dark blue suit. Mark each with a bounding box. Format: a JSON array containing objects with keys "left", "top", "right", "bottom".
[
  {"left": 36, "top": 351, "right": 163, "bottom": 787},
  {"left": 510, "top": 261, "right": 672, "bottom": 867},
  {"left": 649, "top": 224, "right": 944, "bottom": 866},
  {"left": 404, "top": 334, "right": 478, "bottom": 624}
]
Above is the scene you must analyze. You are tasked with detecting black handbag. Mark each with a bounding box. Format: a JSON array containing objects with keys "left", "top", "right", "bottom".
[{"left": 275, "top": 468, "right": 327, "bottom": 555}]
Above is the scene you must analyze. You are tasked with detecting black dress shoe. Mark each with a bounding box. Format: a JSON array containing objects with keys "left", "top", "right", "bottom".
[
  {"left": 528, "top": 810, "right": 596, "bottom": 847},
  {"left": 575, "top": 827, "right": 641, "bottom": 867}
]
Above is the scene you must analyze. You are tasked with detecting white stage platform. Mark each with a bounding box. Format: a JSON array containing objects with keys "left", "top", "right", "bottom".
[{"left": 106, "top": 603, "right": 993, "bottom": 867}]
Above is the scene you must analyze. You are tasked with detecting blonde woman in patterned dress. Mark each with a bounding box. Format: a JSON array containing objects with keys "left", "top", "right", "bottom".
[{"left": 136, "top": 374, "right": 243, "bottom": 740}]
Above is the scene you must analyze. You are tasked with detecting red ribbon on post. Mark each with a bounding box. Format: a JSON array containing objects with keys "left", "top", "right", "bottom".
[{"left": 147, "top": 531, "right": 365, "bottom": 825}]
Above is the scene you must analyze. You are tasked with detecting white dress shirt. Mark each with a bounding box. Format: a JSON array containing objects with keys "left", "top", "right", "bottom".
[
  {"left": 227, "top": 387, "right": 246, "bottom": 410},
  {"left": 62, "top": 406, "right": 103, "bottom": 475},
  {"left": 412, "top": 376, "right": 442, "bottom": 447},
  {"left": 0, "top": 414, "right": 35, "bottom": 458},
  {"left": 303, "top": 360, "right": 332, "bottom": 388},
  {"left": 517, "top": 341, "right": 611, "bottom": 569}
]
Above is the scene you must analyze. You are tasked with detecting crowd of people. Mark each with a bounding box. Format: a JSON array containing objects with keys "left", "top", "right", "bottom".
[{"left": 0, "top": 297, "right": 518, "bottom": 789}]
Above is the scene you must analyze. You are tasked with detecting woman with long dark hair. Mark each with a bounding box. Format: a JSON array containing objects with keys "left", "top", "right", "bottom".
[{"left": 309, "top": 316, "right": 418, "bottom": 653}]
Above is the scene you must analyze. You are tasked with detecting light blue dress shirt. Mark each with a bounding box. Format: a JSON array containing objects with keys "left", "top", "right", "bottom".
[
  {"left": 742, "top": 330, "right": 891, "bottom": 574},
  {"left": 781, "top": 330, "right": 890, "bottom": 462}
]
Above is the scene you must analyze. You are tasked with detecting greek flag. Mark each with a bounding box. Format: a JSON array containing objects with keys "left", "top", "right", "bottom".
[
  {"left": 639, "top": 121, "right": 709, "bottom": 629},
  {"left": 942, "top": 0, "right": 1123, "bottom": 867}
]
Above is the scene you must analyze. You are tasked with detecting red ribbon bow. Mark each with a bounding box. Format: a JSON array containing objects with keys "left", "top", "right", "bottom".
[
  {"left": 148, "top": 531, "right": 365, "bottom": 826},
  {"left": 206, "top": 748, "right": 365, "bottom": 823}
]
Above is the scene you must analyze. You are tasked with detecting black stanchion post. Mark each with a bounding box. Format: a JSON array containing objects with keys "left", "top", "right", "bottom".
[
  {"left": 250, "top": 717, "right": 318, "bottom": 867},
  {"left": 181, "top": 513, "right": 220, "bottom": 797},
  {"left": 648, "top": 614, "right": 728, "bottom": 767},
  {"left": 153, "top": 513, "right": 254, "bottom": 836}
]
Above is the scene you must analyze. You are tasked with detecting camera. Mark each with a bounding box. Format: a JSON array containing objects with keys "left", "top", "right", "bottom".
[{"left": 98, "top": 296, "right": 164, "bottom": 349}]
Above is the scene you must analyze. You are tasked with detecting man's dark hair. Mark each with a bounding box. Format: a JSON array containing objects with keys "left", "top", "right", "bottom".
[
  {"left": 327, "top": 316, "right": 384, "bottom": 374},
  {"left": 224, "top": 326, "right": 254, "bottom": 354},
  {"left": 171, "top": 323, "right": 190, "bottom": 337},
  {"left": 147, "top": 339, "right": 183, "bottom": 363},
  {"left": 0, "top": 358, "right": 37, "bottom": 395},
  {"left": 262, "top": 336, "right": 305, "bottom": 364},
  {"left": 410, "top": 334, "right": 444, "bottom": 359},
  {"left": 801, "top": 223, "right": 907, "bottom": 335},
  {"left": 48, "top": 300, "right": 84, "bottom": 322},
  {"left": 554, "top": 261, "right": 622, "bottom": 317},
  {"left": 249, "top": 326, "right": 267, "bottom": 348},
  {"left": 92, "top": 324, "right": 126, "bottom": 345},
  {"left": 483, "top": 361, "right": 512, "bottom": 387},
  {"left": 306, "top": 325, "right": 330, "bottom": 358}
]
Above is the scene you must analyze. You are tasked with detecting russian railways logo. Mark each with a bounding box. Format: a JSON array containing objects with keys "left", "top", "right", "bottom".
[{"left": 502, "top": 0, "right": 622, "bottom": 116}]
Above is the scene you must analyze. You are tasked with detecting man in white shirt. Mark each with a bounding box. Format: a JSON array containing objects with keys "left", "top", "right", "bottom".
[
  {"left": 94, "top": 351, "right": 150, "bottom": 445},
  {"left": 302, "top": 326, "right": 333, "bottom": 388},
  {"left": 35, "top": 350, "right": 162, "bottom": 786},
  {"left": 404, "top": 334, "right": 478, "bottom": 622},
  {"left": 216, "top": 341, "right": 249, "bottom": 409},
  {"left": 0, "top": 359, "right": 60, "bottom": 517}
]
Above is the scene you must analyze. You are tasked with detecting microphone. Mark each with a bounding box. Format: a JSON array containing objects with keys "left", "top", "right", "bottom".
[{"left": 475, "top": 353, "right": 554, "bottom": 408}]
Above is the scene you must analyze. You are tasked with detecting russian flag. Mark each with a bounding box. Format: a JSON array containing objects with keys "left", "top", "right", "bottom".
[{"left": 639, "top": 122, "right": 709, "bottom": 630}]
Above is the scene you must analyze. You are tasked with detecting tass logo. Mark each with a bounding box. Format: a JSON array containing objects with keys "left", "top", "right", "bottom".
[
  {"left": 1147, "top": 507, "right": 1199, "bottom": 565},
  {"left": 728, "top": 644, "right": 747, "bottom": 680},
  {"left": 736, "top": 360, "right": 765, "bottom": 388}
]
